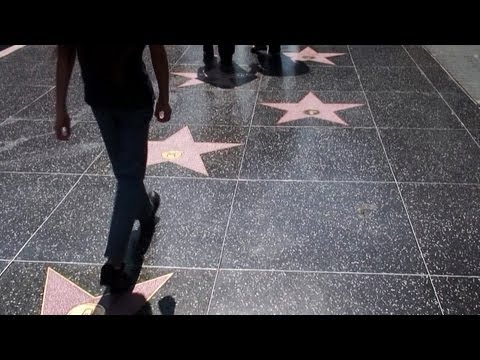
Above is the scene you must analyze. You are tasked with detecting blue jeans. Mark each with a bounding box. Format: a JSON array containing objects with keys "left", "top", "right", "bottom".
[{"left": 92, "top": 106, "right": 154, "bottom": 262}]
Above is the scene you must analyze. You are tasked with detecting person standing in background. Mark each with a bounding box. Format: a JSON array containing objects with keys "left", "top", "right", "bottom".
[{"left": 203, "top": 44, "right": 236, "bottom": 73}]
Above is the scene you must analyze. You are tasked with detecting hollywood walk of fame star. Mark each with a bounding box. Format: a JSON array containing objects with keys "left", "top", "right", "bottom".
[
  {"left": 261, "top": 92, "right": 364, "bottom": 126},
  {"left": 171, "top": 72, "right": 206, "bottom": 87},
  {"left": 173, "top": 70, "right": 254, "bottom": 90},
  {"left": 284, "top": 47, "right": 346, "bottom": 65},
  {"left": 41, "top": 268, "right": 173, "bottom": 315},
  {"left": 147, "top": 126, "right": 242, "bottom": 176}
]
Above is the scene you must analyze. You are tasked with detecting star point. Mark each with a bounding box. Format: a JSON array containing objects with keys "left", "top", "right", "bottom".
[
  {"left": 172, "top": 72, "right": 205, "bottom": 87},
  {"left": 284, "top": 47, "right": 346, "bottom": 65}
]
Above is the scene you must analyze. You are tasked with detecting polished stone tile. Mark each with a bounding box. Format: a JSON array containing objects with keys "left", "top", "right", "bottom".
[
  {"left": 17, "top": 176, "right": 115, "bottom": 263},
  {"left": 420, "top": 65, "right": 463, "bottom": 93},
  {"left": 0, "top": 261, "right": 9, "bottom": 273},
  {"left": 18, "top": 176, "right": 236, "bottom": 269},
  {"left": 222, "top": 181, "right": 424, "bottom": 273},
  {"left": 403, "top": 45, "right": 441, "bottom": 68},
  {"left": 13, "top": 85, "right": 86, "bottom": 120},
  {"left": 241, "top": 127, "right": 392, "bottom": 181},
  {"left": 2, "top": 45, "right": 53, "bottom": 60},
  {"left": 400, "top": 183, "right": 480, "bottom": 276},
  {"left": 144, "top": 45, "right": 189, "bottom": 76},
  {"left": 472, "top": 129, "right": 480, "bottom": 144},
  {"left": 0, "top": 119, "right": 104, "bottom": 173},
  {"left": 349, "top": 45, "right": 415, "bottom": 67},
  {"left": 357, "top": 66, "right": 435, "bottom": 91},
  {"left": 139, "top": 266, "right": 215, "bottom": 315},
  {"left": 366, "top": 91, "right": 461, "bottom": 129},
  {"left": 0, "top": 173, "right": 79, "bottom": 259},
  {"left": 168, "top": 88, "right": 256, "bottom": 126},
  {"left": 0, "top": 85, "right": 52, "bottom": 123},
  {"left": 442, "top": 91, "right": 480, "bottom": 130},
  {"left": 0, "top": 46, "right": 82, "bottom": 88},
  {"left": 0, "top": 261, "right": 215, "bottom": 315},
  {"left": 0, "top": 58, "right": 55, "bottom": 87},
  {"left": 260, "top": 66, "right": 361, "bottom": 91},
  {"left": 432, "top": 276, "right": 480, "bottom": 315},
  {"left": 209, "top": 270, "right": 440, "bottom": 315},
  {"left": 142, "top": 177, "right": 236, "bottom": 268},
  {"left": 380, "top": 129, "right": 480, "bottom": 183},
  {"left": 165, "top": 45, "right": 189, "bottom": 64}
]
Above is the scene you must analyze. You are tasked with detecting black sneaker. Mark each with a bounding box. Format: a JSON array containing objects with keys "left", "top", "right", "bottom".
[
  {"left": 203, "top": 52, "right": 215, "bottom": 69},
  {"left": 149, "top": 190, "right": 160, "bottom": 215},
  {"left": 138, "top": 191, "right": 160, "bottom": 255},
  {"left": 100, "top": 262, "right": 114, "bottom": 287},
  {"left": 100, "top": 263, "right": 135, "bottom": 294},
  {"left": 220, "top": 60, "right": 234, "bottom": 74}
]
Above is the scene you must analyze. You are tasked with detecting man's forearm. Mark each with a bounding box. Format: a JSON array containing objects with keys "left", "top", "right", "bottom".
[
  {"left": 149, "top": 45, "right": 170, "bottom": 105},
  {"left": 56, "top": 45, "right": 76, "bottom": 115}
]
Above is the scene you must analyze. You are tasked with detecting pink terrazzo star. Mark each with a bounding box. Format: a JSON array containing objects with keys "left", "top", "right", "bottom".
[
  {"left": 284, "top": 47, "right": 346, "bottom": 65},
  {"left": 147, "top": 126, "right": 242, "bottom": 176},
  {"left": 41, "top": 268, "right": 172, "bottom": 315},
  {"left": 171, "top": 72, "right": 205, "bottom": 87},
  {"left": 261, "top": 92, "right": 364, "bottom": 125}
]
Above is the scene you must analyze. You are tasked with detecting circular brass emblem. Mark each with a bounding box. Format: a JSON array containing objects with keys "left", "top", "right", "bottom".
[
  {"left": 67, "top": 303, "right": 106, "bottom": 315},
  {"left": 304, "top": 109, "right": 320, "bottom": 116},
  {"left": 162, "top": 150, "right": 183, "bottom": 160}
]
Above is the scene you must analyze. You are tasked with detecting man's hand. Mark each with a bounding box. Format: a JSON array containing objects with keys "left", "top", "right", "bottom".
[
  {"left": 154, "top": 101, "right": 172, "bottom": 123},
  {"left": 149, "top": 45, "right": 170, "bottom": 123},
  {"left": 55, "top": 45, "right": 76, "bottom": 141},
  {"left": 54, "top": 111, "right": 72, "bottom": 140}
]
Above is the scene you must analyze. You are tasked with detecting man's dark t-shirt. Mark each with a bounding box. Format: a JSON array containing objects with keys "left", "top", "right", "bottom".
[{"left": 76, "top": 45, "right": 155, "bottom": 109}]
